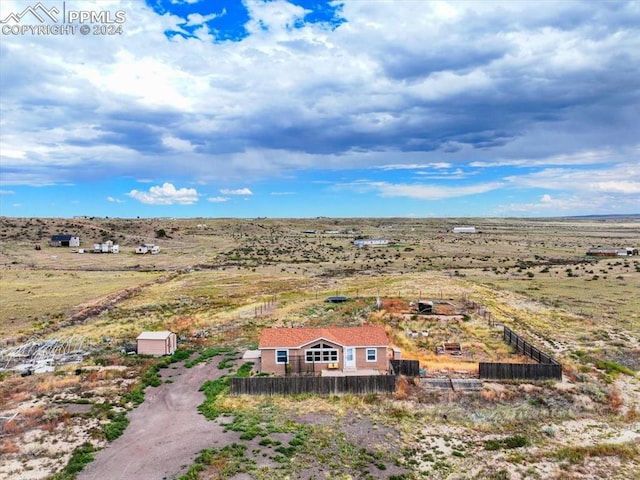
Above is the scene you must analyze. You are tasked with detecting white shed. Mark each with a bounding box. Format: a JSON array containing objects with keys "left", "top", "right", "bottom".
[{"left": 136, "top": 331, "right": 177, "bottom": 356}]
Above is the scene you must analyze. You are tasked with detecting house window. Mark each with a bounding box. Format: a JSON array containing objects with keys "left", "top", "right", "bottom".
[
  {"left": 276, "top": 350, "right": 288, "bottom": 364},
  {"left": 366, "top": 348, "right": 377, "bottom": 362},
  {"left": 305, "top": 343, "right": 338, "bottom": 363}
]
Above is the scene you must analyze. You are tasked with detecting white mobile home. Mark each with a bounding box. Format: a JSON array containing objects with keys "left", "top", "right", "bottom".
[
  {"left": 452, "top": 227, "right": 476, "bottom": 234},
  {"left": 353, "top": 239, "right": 390, "bottom": 248}
]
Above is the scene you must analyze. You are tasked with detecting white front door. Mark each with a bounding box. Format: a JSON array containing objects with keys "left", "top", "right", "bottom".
[{"left": 345, "top": 347, "right": 355, "bottom": 369}]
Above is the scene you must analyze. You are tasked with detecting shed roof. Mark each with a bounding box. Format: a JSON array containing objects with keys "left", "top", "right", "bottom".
[
  {"left": 136, "top": 331, "right": 174, "bottom": 341},
  {"left": 259, "top": 325, "right": 389, "bottom": 349},
  {"left": 51, "top": 234, "right": 77, "bottom": 240}
]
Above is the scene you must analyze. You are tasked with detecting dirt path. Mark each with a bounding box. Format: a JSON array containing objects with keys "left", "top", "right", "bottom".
[{"left": 78, "top": 358, "right": 226, "bottom": 480}]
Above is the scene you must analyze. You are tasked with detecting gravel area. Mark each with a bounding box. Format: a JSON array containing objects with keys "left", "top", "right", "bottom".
[{"left": 78, "top": 358, "right": 227, "bottom": 480}]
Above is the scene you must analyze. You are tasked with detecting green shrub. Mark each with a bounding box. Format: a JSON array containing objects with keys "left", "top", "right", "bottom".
[
  {"left": 198, "top": 376, "right": 230, "bottom": 420},
  {"left": 554, "top": 442, "right": 639, "bottom": 464},
  {"left": 48, "top": 442, "right": 97, "bottom": 479},
  {"left": 103, "top": 412, "right": 129, "bottom": 441},
  {"left": 485, "top": 435, "right": 529, "bottom": 451},
  {"left": 595, "top": 359, "right": 635, "bottom": 377}
]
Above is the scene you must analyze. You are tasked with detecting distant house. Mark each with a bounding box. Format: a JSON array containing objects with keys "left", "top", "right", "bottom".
[
  {"left": 50, "top": 235, "right": 80, "bottom": 247},
  {"left": 452, "top": 226, "right": 476, "bottom": 234},
  {"left": 135, "top": 244, "right": 160, "bottom": 255},
  {"left": 353, "top": 239, "right": 390, "bottom": 248},
  {"left": 587, "top": 247, "right": 638, "bottom": 257},
  {"left": 136, "top": 331, "right": 177, "bottom": 356},
  {"left": 257, "top": 325, "right": 390, "bottom": 375}
]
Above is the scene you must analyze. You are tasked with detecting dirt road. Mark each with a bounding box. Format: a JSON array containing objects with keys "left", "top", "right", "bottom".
[{"left": 78, "top": 358, "right": 227, "bottom": 480}]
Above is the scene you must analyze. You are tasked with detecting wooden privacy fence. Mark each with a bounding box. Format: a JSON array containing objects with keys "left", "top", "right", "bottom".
[
  {"left": 479, "top": 326, "right": 562, "bottom": 380},
  {"left": 502, "top": 326, "right": 559, "bottom": 365},
  {"left": 390, "top": 359, "right": 420, "bottom": 377},
  {"left": 478, "top": 362, "right": 562, "bottom": 380},
  {"left": 230, "top": 375, "right": 397, "bottom": 396}
]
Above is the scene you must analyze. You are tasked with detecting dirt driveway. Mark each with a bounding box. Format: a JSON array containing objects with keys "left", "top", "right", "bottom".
[{"left": 78, "top": 358, "right": 227, "bottom": 480}]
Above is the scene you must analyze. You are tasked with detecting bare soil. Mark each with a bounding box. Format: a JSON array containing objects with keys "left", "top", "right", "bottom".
[{"left": 78, "top": 358, "right": 228, "bottom": 480}]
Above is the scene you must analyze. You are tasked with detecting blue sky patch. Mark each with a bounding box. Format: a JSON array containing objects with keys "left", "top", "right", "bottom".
[{"left": 147, "top": 0, "right": 345, "bottom": 42}]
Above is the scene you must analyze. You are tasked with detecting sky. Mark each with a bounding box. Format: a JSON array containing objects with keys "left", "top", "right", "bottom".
[{"left": 0, "top": 0, "right": 638, "bottom": 219}]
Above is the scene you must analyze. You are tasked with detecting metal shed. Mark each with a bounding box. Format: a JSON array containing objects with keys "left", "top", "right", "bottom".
[{"left": 136, "top": 331, "right": 177, "bottom": 356}]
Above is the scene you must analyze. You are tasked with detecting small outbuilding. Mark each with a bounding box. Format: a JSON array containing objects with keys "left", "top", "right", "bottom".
[
  {"left": 136, "top": 331, "right": 177, "bottom": 356},
  {"left": 417, "top": 300, "right": 434, "bottom": 314},
  {"left": 50, "top": 235, "right": 80, "bottom": 247}
]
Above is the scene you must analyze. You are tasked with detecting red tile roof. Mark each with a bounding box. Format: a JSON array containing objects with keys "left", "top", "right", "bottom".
[{"left": 258, "top": 325, "right": 389, "bottom": 349}]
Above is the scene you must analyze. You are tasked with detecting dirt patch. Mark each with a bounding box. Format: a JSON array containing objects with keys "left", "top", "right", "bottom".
[
  {"left": 59, "top": 403, "right": 93, "bottom": 415},
  {"left": 77, "top": 358, "right": 227, "bottom": 480}
]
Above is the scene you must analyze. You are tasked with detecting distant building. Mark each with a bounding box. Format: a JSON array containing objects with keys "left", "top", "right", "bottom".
[
  {"left": 135, "top": 244, "right": 160, "bottom": 255},
  {"left": 452, "top": 226, "right": 476, "bottom": 234},
  {"left": 93, "top": 240, "right": 119, "bottom": 253},
  {"left": 417, "top": 300, "right": 434, "bottom": 314},
  {"left": 353, "top": 239, "right": 390, "bottom": 247},
  {"left": 587, "top": 247, "right": 638, "bottom": 257},
  {"left": 50, "top": 235, "right": 80, "bottom": 247}
]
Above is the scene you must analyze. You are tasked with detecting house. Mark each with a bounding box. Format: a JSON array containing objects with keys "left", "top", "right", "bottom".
[
  {"left": 136, "top": 244, "right": 160, "bottom": 255},
  {"left": 258, "top": 325, "right": 390, "bottom": 375},
  {"left": 353, "top": 239, "right": 390, "bottom": 248},
  {"left": 452, "top": 226, "right": 476, "bottom": 234},
  {"left": 136, "top": 331, "right": 177, "bottom": 356},
  {"left": 50, "top": 235, "right": 80, "bottom": 247},
  {"left": 587, "top": 247, "right": 638, "bottom": 257}
]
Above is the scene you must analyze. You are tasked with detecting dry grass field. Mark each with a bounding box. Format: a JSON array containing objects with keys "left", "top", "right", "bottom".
[{"left": 0, "top": 215, "right": 638, "bottom": 480}]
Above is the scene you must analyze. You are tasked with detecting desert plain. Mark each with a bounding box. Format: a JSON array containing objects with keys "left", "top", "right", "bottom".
[{"left": 0, "top": 215, "right": 638, "bottom": 480}]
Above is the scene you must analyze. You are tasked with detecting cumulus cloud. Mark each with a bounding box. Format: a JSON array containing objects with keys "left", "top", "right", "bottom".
[
  {"left": 377, "top": 163, "right": 452, "bottom": 171},
  {"left": 220, "top": 188, "right": 253, "bottom": 195},
  {"left": 127, "top": 182, "right": 199, "bottom": 205},
  {"left": 1, "top": 0, "right": 638, "bottom": 186},
  {"left": 504, "top": 164, "right": 640, "bottom": 194},
  {"left": 342, "top": 180, "right": 503, "bottom": 200},
  {"left": 497, "top": 194, "right": 590, "bottom": 214},
  {"left": 106, "top": 196, "right": 124, "bottom": 203},
  {"left": 207, "top": 196, "right": 230, "bottom": 202}
]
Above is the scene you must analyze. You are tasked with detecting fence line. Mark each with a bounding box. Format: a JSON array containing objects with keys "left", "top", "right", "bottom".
[
  {"left": 230, "top": 375, "right": 397, "bottom": 396},
  {"left": 390, "top": 359, "right": 420, "bottom": 377},
  {"left": 479, "top": 326, "right": 562, "bottom": 380},
  {"left": 503, "top": 326, "right": 559, "bottom": 365},
  {"left": 478, "top": 362, "right": 562, "bottom": 380}
]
